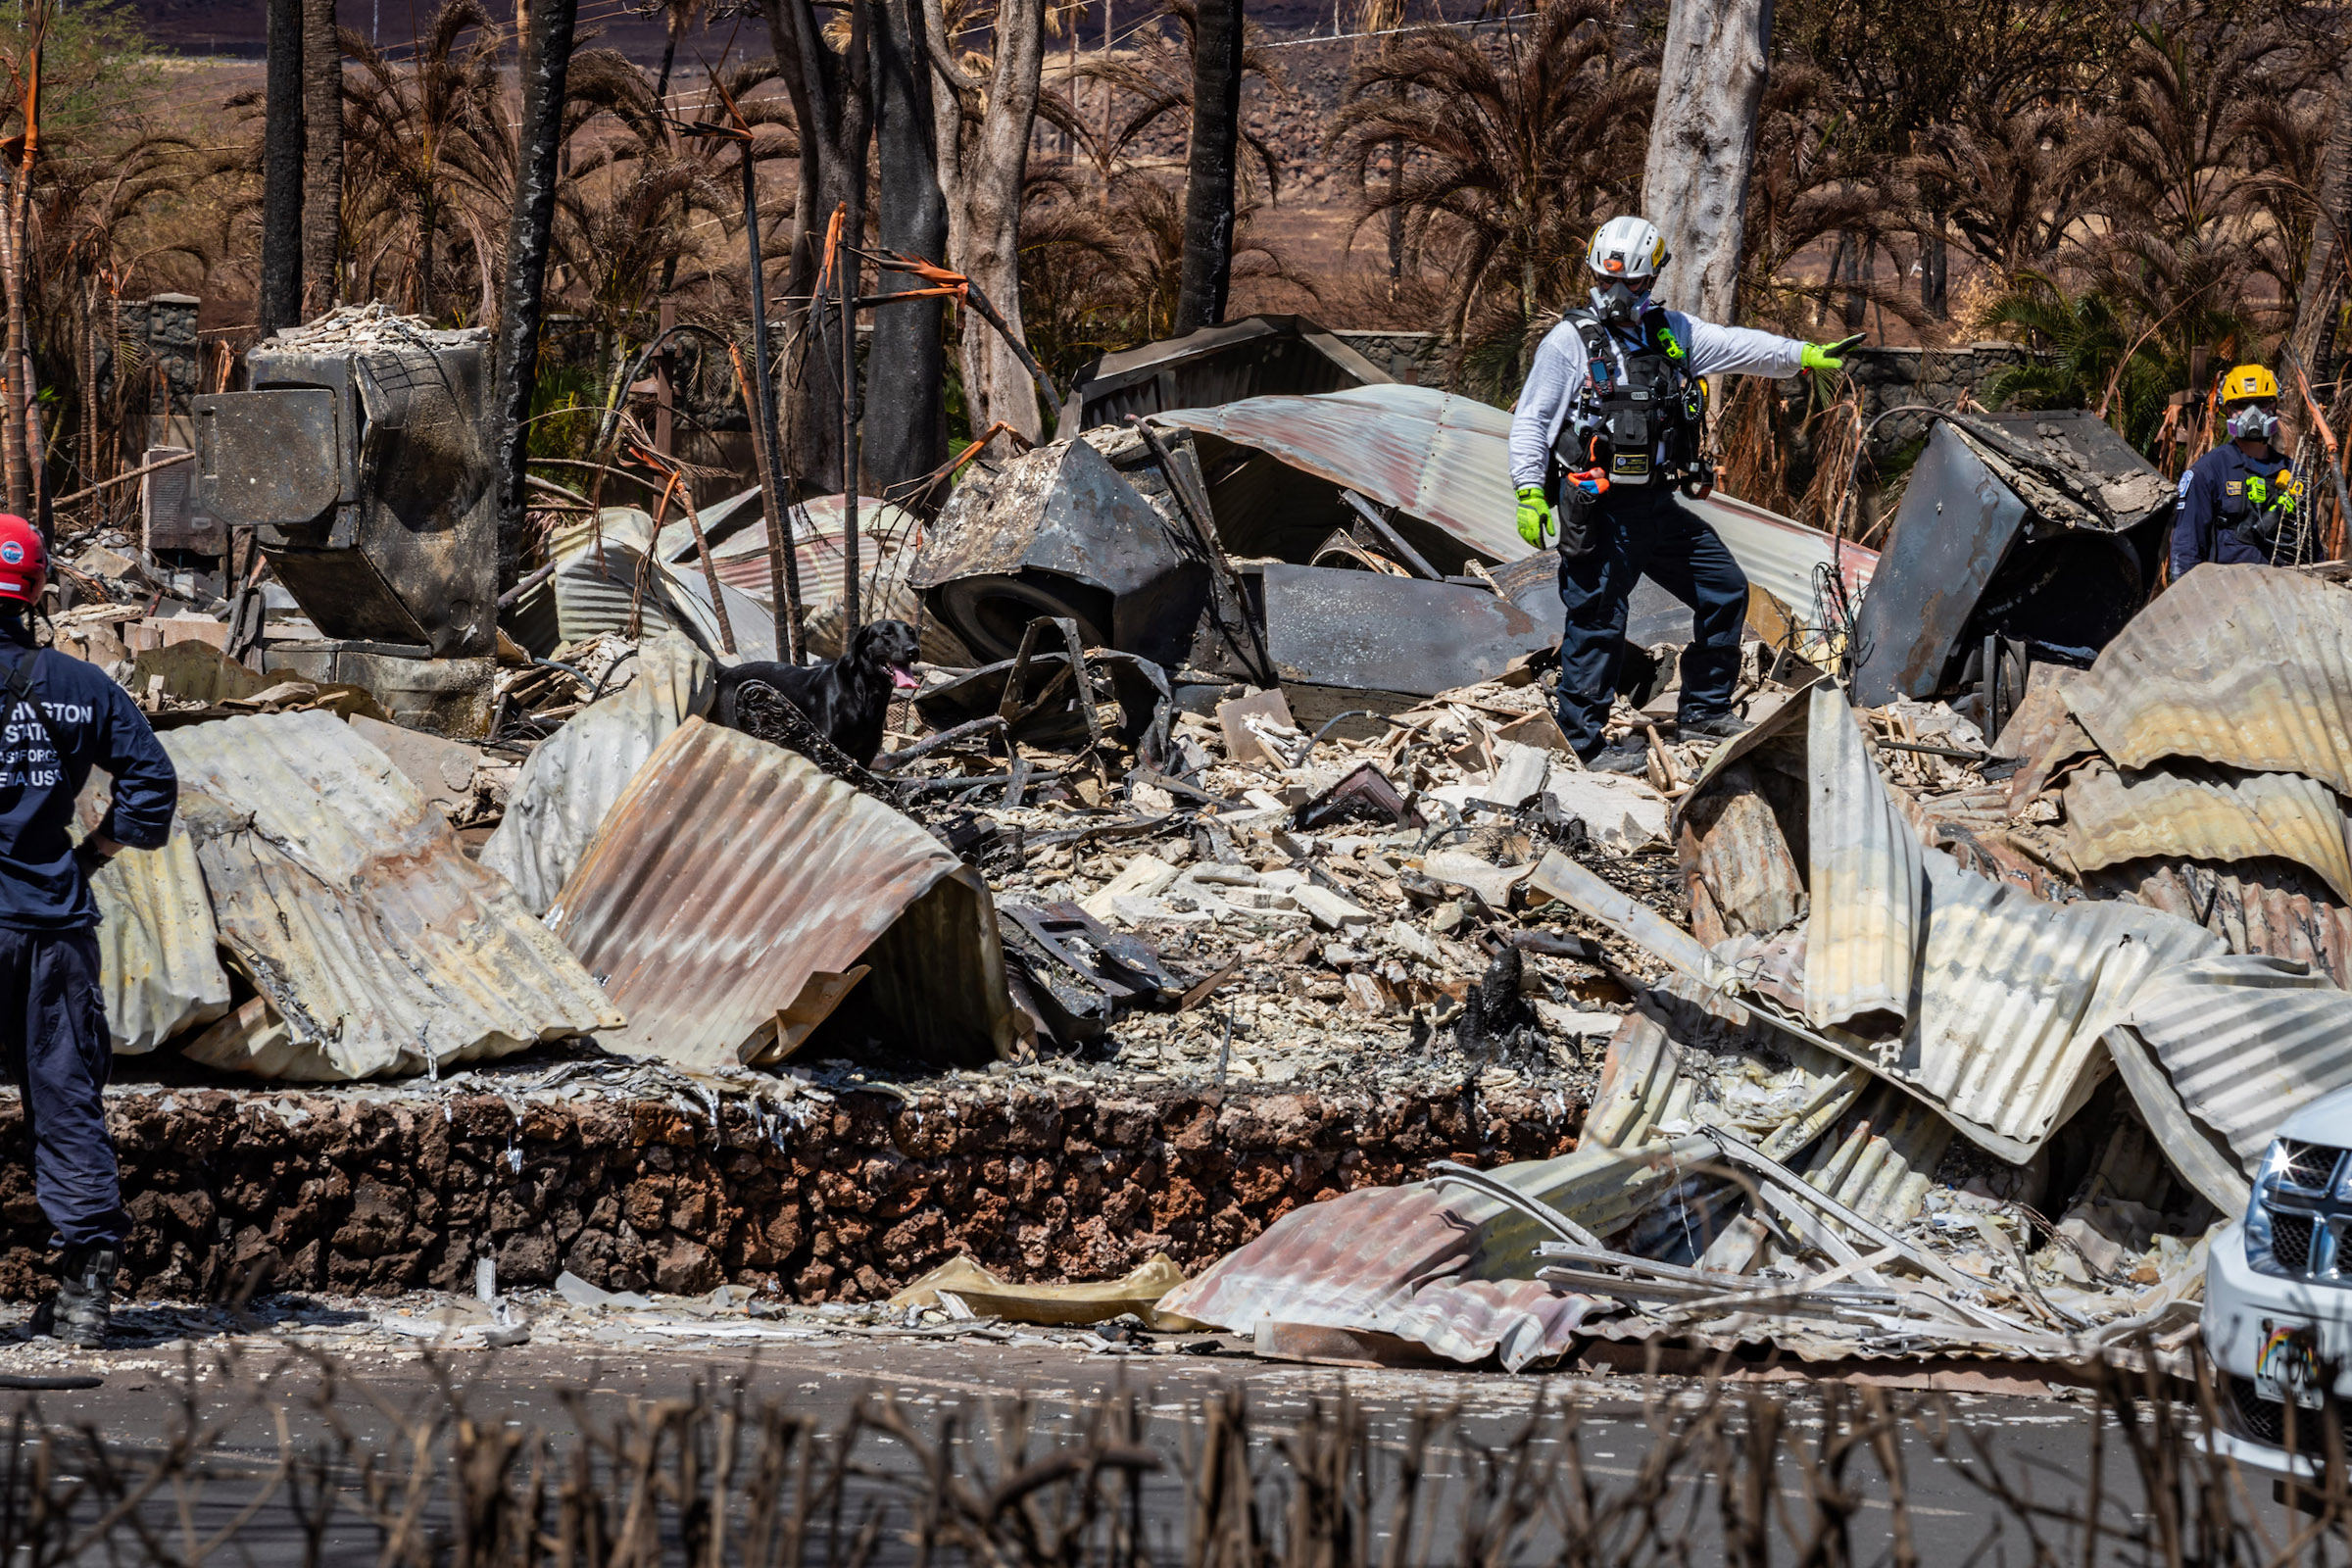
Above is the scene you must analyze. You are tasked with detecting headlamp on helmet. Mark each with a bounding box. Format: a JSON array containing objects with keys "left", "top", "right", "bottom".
[{"left": 1585, "top": 215, "right": 1668, "bottom": 324}]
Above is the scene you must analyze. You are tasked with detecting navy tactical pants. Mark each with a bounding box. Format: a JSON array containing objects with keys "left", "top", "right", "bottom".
[
  {"left": 1553, "top": 484, "right": 1749, "bottom": 759},
  {"left": 0, "top": 928, "right": 124, "bottom": 1249}
]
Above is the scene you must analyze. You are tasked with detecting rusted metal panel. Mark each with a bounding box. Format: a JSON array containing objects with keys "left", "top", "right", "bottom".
[
  {"left": 1898, "top": 844, "right": 2220, "bottom": 1158},
  {"left": 1798, "top": 1084, "right": 1954, "bottom": 1233},
  {"left": 1996, "top": 663, "right": 2095, "bottom": 809},
  {"left": 1156, "top": 1136, "right": 1714, "bottom": 1370},
  {"left": 2100, "top": 857, "right": 2352, "bottom": 990},
  {"left": 518, "top": 509, "right": 777, "bottom": 661},
  {"left": 2064, "top": 762, "right": 2352, "bottom": 903},
  {"left": 164, "top": 710, "right": 622, "bottom": 1080},
  {"left": 546, "top": 718, "right": 1019, "bottom": 1071},
  {"left": 1803, "top": 684, "right": 1924, "bottom": 1032},
  {"left": 1850, "top": 423, "right": 2032, "bottom": 706},
  {"left": 1553, "top": 770, "right": 2224, "bottom": 1163},
  {"left": 2068, "top": 564, "right": 2352, "bottom": 793},
  {"left": 1678, "top": 760, "right": 1806, "bottom": 945},
  {"left": 2123, "top": 955, "right": 2352, "bottom": 1168}
]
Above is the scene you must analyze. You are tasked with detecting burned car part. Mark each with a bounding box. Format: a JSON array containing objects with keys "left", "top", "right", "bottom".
[
  {"left": 1243, "top": 564, "right": 1558, "bottom": 733},
  {"left": 914, "top": 435, "right": 1212, "bottom": 669}
]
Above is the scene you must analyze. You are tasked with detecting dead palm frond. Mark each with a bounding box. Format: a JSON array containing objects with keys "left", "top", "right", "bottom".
[{"left": 1326, "top": 0, "right": 1652, "bottom": 394}]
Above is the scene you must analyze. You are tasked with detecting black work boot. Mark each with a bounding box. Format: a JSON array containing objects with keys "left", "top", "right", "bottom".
[
  {"left": 30, "top": 1244, "right": 118, "bottom": 1348},
  {"left": 1583, "top": 740, "right": 1651, "bottom": 775},
  {"left": 1680, "top": 712, "right": 1753, "bottom": 742}
]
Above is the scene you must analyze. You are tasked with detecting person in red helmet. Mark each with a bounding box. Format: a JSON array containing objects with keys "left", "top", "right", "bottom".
[{"left": 0, "top": 515, "right": 174, "bottom": 1346}]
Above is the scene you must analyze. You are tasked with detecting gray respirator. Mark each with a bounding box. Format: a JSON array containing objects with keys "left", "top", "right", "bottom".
[
  {"left": 1589, "top": 280, "right": 1650, "bottom": 326},
  {"left": 2228, "top": 404, "right": 2280, "bottom": 444}
]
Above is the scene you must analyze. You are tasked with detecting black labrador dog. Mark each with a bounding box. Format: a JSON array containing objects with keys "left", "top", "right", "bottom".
[{"left": 711, "top": 618, "right": 922, "bottom": 767}]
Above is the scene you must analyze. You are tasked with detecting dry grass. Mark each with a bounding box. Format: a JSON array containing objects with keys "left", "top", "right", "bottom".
[{"left": 0, "top": 1337, "right": 2341, "bottom": 1566}]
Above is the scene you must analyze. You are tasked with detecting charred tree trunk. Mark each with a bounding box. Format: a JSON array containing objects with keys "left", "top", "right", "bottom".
[
  {"left": 490, "top": 0, "right": 578, "bottom": 591},
  {"left": 765, "top": 0, "right": 874, "bottom": 494},
  {"left": 1641, "top": 0, "right": 1769, "bottom": 325},
  {"left": 2292, "top": 69, "right": 2352, "bottom": 395},
  {"left": 924, "top": 0, "right": 1046, "bottom": 444},
  {"left": 301, "top": 0, "right": 343, "bottom": 314},
  {"left": 867, "top": 0, "right": 949, "bottom": 496},
  {"left": 1175, "top": 0, "right": 1244, "bottom": 334},
  {"left": 261, "top": 0, "right": 306, "bottom": 337},
  {"left": 1921, "top": 215, "right": 1947, "bottom": 321}
]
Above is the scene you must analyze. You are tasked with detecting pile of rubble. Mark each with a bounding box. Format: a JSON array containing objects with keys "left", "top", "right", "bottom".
[
  {"left": 50, "top": 306, "right": 2352, "bottom": 1387},
  {"left": 1162, "top": 564, "right": 2352, "bottom": 1376}
]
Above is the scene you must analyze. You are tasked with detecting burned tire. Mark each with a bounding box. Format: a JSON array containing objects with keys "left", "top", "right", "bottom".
[{"left": 932, "top": 571, "right": 1114, "bottom": 663}]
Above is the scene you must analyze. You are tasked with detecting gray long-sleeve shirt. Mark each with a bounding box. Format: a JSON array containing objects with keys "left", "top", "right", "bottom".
[{"left": 1507, "top": 308, "right": 1809, "bottom": 489}]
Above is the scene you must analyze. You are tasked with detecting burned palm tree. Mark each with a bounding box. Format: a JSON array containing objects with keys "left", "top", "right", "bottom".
[
  {"left": 1327, "top": 0, "right": 1652, "bottom": 397},
  {"left": 337, "top": 0, "right": 506, "bottom": 319}
]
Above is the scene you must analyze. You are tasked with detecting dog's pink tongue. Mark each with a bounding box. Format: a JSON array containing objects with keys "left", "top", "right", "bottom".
[{"left": 891, "top": 666, "right": 921, "bottom": 692}]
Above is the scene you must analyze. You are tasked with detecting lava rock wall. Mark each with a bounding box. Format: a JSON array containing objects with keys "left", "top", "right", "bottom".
[{"left": 0, "top": 1082, "right": 1584, "bottom": 1300}]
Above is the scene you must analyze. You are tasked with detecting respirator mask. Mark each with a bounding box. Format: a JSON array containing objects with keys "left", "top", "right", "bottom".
[
  {"left": 2228, "top": 403, "right": 2280, "bottom": 444},
  {"left": 1589, "top": 279, "right": 1650, "bottom": 327}
]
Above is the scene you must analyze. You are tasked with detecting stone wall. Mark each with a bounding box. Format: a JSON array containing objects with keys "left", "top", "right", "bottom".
[
  {"left": 1829, "top": 343, "right": 2036, "bottom": 458},
  {"left": 0, "top": 1079, "right": 1585, "bottom": 1302}
]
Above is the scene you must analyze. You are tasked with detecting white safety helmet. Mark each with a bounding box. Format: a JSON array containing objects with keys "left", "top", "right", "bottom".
[{"left": 1586, "top": 215, "right": 1669, "bottom": 324}]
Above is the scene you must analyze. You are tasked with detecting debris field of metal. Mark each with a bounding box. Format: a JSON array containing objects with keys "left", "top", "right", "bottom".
[{"left": 48, "top": 304, "right": 2352, "bottom": 1385}]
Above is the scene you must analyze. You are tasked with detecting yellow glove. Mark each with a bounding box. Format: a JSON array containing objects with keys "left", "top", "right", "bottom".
[{"left": 1516, "top": 485, "right": 1553, "bottom": 548}]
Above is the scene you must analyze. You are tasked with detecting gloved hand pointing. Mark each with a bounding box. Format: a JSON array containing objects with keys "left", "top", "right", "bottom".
[
  {"left": 1515, "top": 485, "right": 1553, "bottom": 548},
  {"left": 1802, "top": 332, "right": 1866, "bottom": 372}
]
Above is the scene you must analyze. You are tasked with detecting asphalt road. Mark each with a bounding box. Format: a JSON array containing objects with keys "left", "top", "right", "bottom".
[{"left": 0, "top": 1329, "right": 2320, "bottom": 1565}]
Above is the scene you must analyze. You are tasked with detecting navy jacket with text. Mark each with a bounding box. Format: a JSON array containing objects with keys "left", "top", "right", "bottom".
[{"left": 0, "top": 620, "right": 175, "bottom": 931}]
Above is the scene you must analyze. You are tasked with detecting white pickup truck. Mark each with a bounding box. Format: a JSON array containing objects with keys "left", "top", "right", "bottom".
[{"left": 2206, "top": 1090, "right": 2352, "bottom": 1476}]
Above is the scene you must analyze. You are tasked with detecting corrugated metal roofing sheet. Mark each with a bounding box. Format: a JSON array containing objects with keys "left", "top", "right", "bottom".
[
  {"left": 89, "top": 824, "right": 230, "bottom": 1053},
  {"left": 2100, "top": 857, "right": 2352, "bottom": 990},
  {"left": 2123, "top": 954, "right": 2352, "bottom": 1168},
  {"left": 1803, "top": 685, "right": 1924, "bottom": 1031},
  {"left": 526, "top": 511, "right": 779, "bottom": 662},
  {"left": 2068, "top": 564, "right": 2352, "bottom": 794},
  {"left": 1799, "top": 1084, "right": 1954, "bottom": 1233},
  {"left": 165, "top": 710, "right": 621, "bottom": 1080},
  {"left": 1147, "top": 386, "right": 1878, "bottom": 612},
  {"left": 546, "top": 717, "right": 1019, "bottom": 1070},
  {"left": 1156, "top": 1136, "right": 1714, "bottom": 1370},
  {"left": 480, "top": 632, "right": 712, "bottom": 916},
  {"left": 1902, "top": 850, "right": 2222, "bottom": 1159},
  {"left": 2064, "top": 762, "right": 2352, "bottom": 903}
]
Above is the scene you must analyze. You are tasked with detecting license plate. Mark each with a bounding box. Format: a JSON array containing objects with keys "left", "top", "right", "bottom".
[{"left": 2258, "top": 1320, "right": 2326, "bottom": 1409}]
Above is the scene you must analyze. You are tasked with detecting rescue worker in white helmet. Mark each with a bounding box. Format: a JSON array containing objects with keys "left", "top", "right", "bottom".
[
  {"left": 2170, "top": 364, "right": 2309, "bottom": 575},
  {"left": 1510, "top": 215, "right": 1859, "bottom": 773}
]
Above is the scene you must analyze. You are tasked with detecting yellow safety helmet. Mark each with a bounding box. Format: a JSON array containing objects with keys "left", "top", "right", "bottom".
[{"left": 2220, "top": 364, "right": 2280, "bottom": 404}]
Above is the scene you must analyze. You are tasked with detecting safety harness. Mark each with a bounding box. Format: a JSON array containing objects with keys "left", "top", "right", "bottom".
[
  {"left": 1549, "top": 307, "right": 1710, "bottom": 492},
  {"left": 2218, "top": 453, "right": 2313, "bottom": 564}
]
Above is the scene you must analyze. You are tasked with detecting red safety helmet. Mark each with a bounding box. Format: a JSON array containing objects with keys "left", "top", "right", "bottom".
[{"left": 0, "top": 514, "right": 40, "bottom": 604}]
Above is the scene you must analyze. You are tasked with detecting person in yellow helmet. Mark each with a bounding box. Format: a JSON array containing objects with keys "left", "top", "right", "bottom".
[{"left": 2171, "top": 365, "right": 2309, "bottom": 574}]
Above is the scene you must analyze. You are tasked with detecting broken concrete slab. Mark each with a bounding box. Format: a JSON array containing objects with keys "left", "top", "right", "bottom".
[{"left": 1538, "top": 770, "right": 1669, "bottom": 853}]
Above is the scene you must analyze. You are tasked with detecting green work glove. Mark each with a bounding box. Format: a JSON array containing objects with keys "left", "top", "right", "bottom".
[
  {"left": 1516, "top": 485, "right": 1553, "bottom": 548},
  {"left": 1801, "top": 331, "right": 1865, "bottom": 372}
]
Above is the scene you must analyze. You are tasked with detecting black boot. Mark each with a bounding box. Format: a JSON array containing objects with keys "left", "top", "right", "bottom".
[{"left": 30, "top": 1244, "right": 117, "bottom": 1348}]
